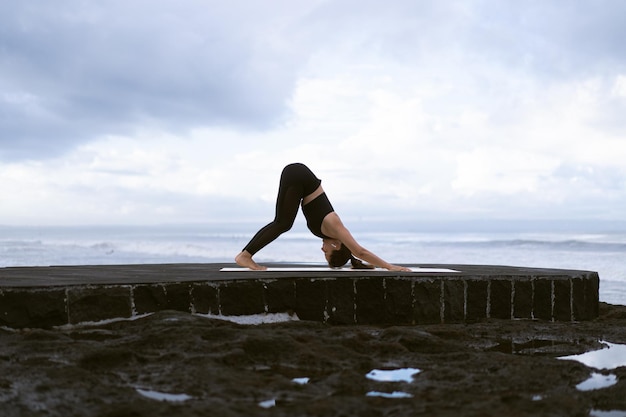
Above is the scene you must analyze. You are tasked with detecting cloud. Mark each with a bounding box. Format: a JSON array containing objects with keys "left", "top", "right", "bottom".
[
  {"left": 300, "top": 0, "right": 626, "bottom": 77},
  {"left": 4, "top": 1, "right": 626, "bottom": 160},
  {"left": 1, "top": 0, "right": 626, "bottom": 225},
  {"left": 0, "top": 0, "right": 316, "bottom": 159}
]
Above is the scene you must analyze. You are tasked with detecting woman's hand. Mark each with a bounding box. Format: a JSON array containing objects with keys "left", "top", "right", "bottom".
[
  {"left": 322, "top": 215, "right": 412, "bottom": 273},
  {"left": 386, "top": 264, "right": 412, "bottom": 272}
]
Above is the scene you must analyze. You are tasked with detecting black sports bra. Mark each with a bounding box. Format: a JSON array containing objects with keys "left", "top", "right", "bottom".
[{"left": 302, "top": 192, "right": 334, "bottom": 239}]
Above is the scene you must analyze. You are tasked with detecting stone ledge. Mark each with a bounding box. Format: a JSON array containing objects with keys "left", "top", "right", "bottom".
[{"left": 0, "top": 263, "right": 599, "bottom": 328}]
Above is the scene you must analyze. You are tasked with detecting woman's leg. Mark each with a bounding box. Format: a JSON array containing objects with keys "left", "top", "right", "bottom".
[
  {"left": 242, "top": 184, "right": 302, "bottom": 255},
  {"left": 236, "top": 167, "right": 305, "bottom": 269}
]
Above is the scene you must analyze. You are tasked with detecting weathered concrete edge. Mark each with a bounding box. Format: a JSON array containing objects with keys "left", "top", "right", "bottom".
[{"left": 0, "top": 272, "right": 599, "bottom": 329}]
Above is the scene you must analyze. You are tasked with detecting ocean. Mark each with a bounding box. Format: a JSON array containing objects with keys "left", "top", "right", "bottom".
[{"left": 1, "top": 222, "right": 625, "bottom": 305}]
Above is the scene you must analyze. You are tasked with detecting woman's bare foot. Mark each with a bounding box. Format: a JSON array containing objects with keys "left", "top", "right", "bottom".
[{"left": 235, "top": 251, "right": 267, "bottom": 270}]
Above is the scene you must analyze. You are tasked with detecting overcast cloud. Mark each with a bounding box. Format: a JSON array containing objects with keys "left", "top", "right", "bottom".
[{"left": 1, "top": 0, "right": 626, "bottom": 226}]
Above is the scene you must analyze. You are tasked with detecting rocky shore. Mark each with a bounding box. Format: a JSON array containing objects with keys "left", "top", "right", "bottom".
[{"left": 1, "top": 302, "right": 626, "bottom": 416}]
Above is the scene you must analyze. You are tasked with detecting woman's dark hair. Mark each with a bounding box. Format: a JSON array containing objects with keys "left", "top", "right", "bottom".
[{"left": 328, "top": 244, "right": 374, "bottom": 269}]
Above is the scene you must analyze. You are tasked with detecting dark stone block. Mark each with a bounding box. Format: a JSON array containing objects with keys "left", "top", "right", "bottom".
[
  {"left": 513, "top": 280, "right": 532, "bottom": 319},
  {"left": 384, "top": 278, "right": 413, "bottom": 324},
  {"left": 355, "top": 277, "right": 387, "bottom": 324},
  {"left": 587, "top": 273, "right": 600, "bottom": 318},
  {"left": 490, "top": 279, "right": 512, "bottom": 319},
  {"left": 413, "top": 280, "right": 441, "bottom": 324},
  {"left": 533, "top": 278, "right": 553, "bottom": 320},
  {"left": 265, "top": 279, "right": 296, "bottom": 314},
  {"left": 134, "top": 285, "right": 166, "bottom": 314},
  {"left": 466, "top": 279, "right": 488, "bottom": 322},
  {"left": 0, "top": 289, "right": 67, "bottom": 328},
  {"left": 133, "top": 283, "right": 191, "bottom": 314},
  {"left": 220, "top": 281, "right": 265, "bottom": 316},
  {"left": 570, "top": 273, "right": 598, "bottom": 321},
  {"left": 572, "top": 277, "right": 586, "bottom": 321},
  {"left": 163, "top": 283, "right": 193, "bottom": 312},
  {"left": 68, "top": 286, "right": 132, "bottom": 324},
  {"left": 295, "top": 279, "right": 327, "bottom": 322},
  {"left": 326, "top": 278, "right": 356, "bottom": 325},
  {"left": 191, "top": 283, "right": 219, "bottom": 314},
  {"left": 553, "top": 278, "right": 571, "bottom": 321},
  {"left": 443, "top": 279, "right": 464, "bottom": 323}
]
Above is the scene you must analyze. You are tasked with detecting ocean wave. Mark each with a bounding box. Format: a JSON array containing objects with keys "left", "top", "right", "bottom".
[{"left": 438, "top": 239, "right": 626, "bottom": 252}]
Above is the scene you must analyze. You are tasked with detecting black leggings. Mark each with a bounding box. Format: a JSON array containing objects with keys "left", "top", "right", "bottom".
[{"left": 243, "top": 163, "right": 321, "bottom": 255}]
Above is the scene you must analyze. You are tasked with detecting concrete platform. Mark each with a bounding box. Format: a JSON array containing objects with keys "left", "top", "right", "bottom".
[{"left": 0, "top": 263, "right": 599, "bottom": 328}]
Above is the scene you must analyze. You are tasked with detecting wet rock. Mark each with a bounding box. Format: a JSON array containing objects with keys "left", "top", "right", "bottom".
[{"left": 0, "top": 304, "right": 626, "bottom": 416}]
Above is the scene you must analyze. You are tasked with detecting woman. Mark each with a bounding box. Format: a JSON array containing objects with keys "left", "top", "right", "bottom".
[{"left": 235, "top": 163, "right": 411, "bottom": 272}]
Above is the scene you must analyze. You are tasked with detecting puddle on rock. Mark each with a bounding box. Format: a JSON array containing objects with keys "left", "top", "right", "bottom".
[
  {"left": 575, "top": 373, "right": 617, "bottom": 391},
  {"left": 292, "top": 377, "right": 309, "bottom": 385},
  {"left": 559, "top": 341, "right": 626, "bottom": 370},
  {"left": 590, "top": 409, "right": 626, "bottom": 417},
  {"left": 366, "top": 391, "right": 413, "bottom": 399},
  {"left": 365, "top": 368, "right": 420, "bottom": 399},
  {"left": 135, "top": 388, "right": 192, "bottom": 402},
  {"left": 258, "top": 399, "right": 276, "bottom": 408},
  {"left": 197, "top": 312, "right": 299, "bottom": 325},
  {"left": 558, "top": 341, "right": 626, "bottom": 392},
  {"left": 366, "top": 368, "right": 421, "bottom": 383},
  {"left": 488, "top": 339, "right": 567, "bottom": 355}
]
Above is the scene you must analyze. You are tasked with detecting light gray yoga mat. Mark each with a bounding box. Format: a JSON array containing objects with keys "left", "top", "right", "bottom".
[{"left": 220, "top": 267, "right": 461, "bottom": 272}]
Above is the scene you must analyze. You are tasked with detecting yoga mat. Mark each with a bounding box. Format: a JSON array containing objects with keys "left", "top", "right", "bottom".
[{"left": 220, "top": 267, "right": 461, "bottom": 273}]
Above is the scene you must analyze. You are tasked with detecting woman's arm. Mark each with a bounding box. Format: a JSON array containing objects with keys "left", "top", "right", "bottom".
[{"left": 322, "top": 213, "right": 411, "bottom": 272}]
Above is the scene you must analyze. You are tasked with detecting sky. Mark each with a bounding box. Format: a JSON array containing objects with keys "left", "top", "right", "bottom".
[{"left": 1, "top": 0, "right": 626, "bottom": 229}]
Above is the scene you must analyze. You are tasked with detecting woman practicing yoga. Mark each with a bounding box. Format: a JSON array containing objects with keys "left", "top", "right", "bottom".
[{"left": 235, "top": 163, "right": 411, "bottom": 271}]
